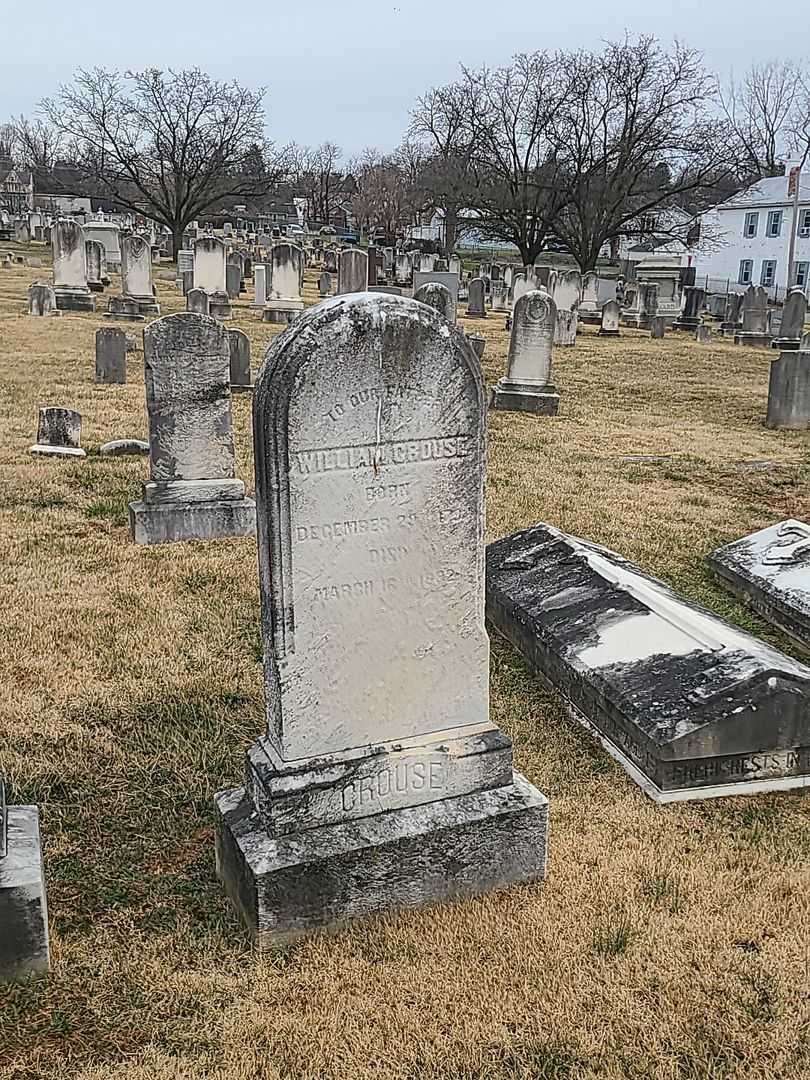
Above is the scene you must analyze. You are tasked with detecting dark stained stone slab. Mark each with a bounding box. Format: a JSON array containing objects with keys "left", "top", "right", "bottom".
[
  {"left": 486, "top": 522, "right": 810, "bottom": 802},
  {"left": 0, "top": 804, "right": 50, "bottom": 981},
  {"left": 708, "top": 519, "right": 810, "bottom": 649}
]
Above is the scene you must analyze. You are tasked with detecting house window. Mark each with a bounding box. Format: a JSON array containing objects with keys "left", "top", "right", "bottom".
[
  {"left": 795, "top": 261, "right": 809, "bottom": 288},
  {"left": 744, "top": 211, "right": 759, "bottom": 238},
  {"left": 799, "top": 209, "right": 810, "bottom": 237},
  {"left": 766, "top": 210, "right": 783, "bottom": 238},
  {"left": 738, "top": 259, "right": 753, "bottom": 284},
  {"left": 761, "top": 259, "right": 777, "bottom": 286}
]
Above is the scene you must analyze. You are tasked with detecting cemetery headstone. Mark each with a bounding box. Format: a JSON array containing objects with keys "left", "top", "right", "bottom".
[
  {"left": 709, "top": 520, "right": 810, "bottom": 648},
  {"left": 193, "top": 236, "right": 227, "bottom": 293},
  {"left": 85, "top": 239, "right": 106, "bottom": 292},
  {"left": 467, "top": 332, "right": 486, "bottom": 359},
  {"left": 252, "top": 265, "right": 267, "bottom": 308},
  {"left": 264, "top": 244, "right": 304, "bottom": 322},
  {"left": 552, "top": 270, "right": 582, "bottom": 315},
  {"left": 226, "top": 258, "right": 242, "bottom": 300},
  {"left": 598, "top": 299, "right": 620, "bottom": 336},
  {"left": 51, "top": 220, "right": 93, "bottom": 312},
  {"left": 554, "top": 308, "right": 577, "bottom": 346},
  {"left": 29, "top": 407, "right": 86, "bottom": 457},
  {"left": 318, "top": 270, "right": 332, "bottom": 297},
  {"left": 695, "top": 324, "right": 711, "bottom": 343},
  {"left": 772, "top": 288, "right": 808, "bottom": 350},
  {"left": 765, "top": 347, "right": 810, "bottom": 429},
  {"left": 650, "top": 316, "right": 665, "bottom": 339},
  {"left": 187, "top": 288, "right": 210, "bottom": 316},
  {"left": 623, "top": 282, "right": 658, "bottom": 330},
  {"left": 105, "top": 296, "right": 145, "bottom": 322},
  {"left": 491, "top": 289, "right": 559, "bottom": 415},
  {"left": 129, "top": 313, "right": 256, "bottom": 544},
  {"left": 578, "top": 272, "right": 601, "bottom": 324},
  {"left": 214, "top": 293, "right": 549, "bottom": 947},
  {"left": 100, "top": 439, "right": 149, "bottom": 456},
  {"left": 27, "top": 282, "right": 58, "bottom": 317},
  {"left": 673, "top": 286, "right": 705, "bottom": 332},
  {"left": 0, "top": 777, "right": 50, "bottom": 982},
  {"left": 487, "top": 521, "right": 810, "bottom": 802},
  {"left": 95, "top": 327, "right": 127, "bottom": 384},
  {"left": 734, "top": 285, "right": 771, "bottom": 347},
  {"left": 121, "top": 234, "right": 160, "bottom": 315},
  {"left": 466, "top": 277, "right": 487, "bottom": 318},
  {"left": 414, "top": 281, "right": 455, "bottom": 323},
  {"left": 227, "top": 328, "right": 252, "bottom": 391},
  {"left": 721, "top": 292, "right": 744, "bottom": 337},
  {"left": 337, "top": 248, "right": 369, "bottom": 294}
]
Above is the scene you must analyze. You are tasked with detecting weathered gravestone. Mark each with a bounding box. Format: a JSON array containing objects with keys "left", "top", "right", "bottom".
[
  {"left": 695, "top": 324, "right": 711, "bottom": 343},
  {"left": 650, "top": 316, "right": 665, "bottom": 339},
  {"left": 466, "top": 277, "right": 487, "bottom": 318},
  {"left": 487, "top": 521, "right": 810, "bottom": 802},
  {"left": 121, "top": 234, "right": 160, "bottom": 315},
  {"left": 673, "top": 286, "right": 705, "bottom": 332},
  {"left": 599, "top": 299, "right": 620, "bottom": 336},
  {"left": 491, "top": 289, "right": 559, "bottom": 416},
  {"left": 578, "top": 272, "right": 600, "bottom": 324},
  {"left": 193, "top": 237, "right": 230, "bottom": 318},
  {"left": 227, "top": 327, "right": 252, "bottom": 391},
  {"left": 214, "top": 293, "right": 549, "bottom": 947},
  {"left": 491, "top": 281, "right": 508, "bottom": 312},
  {"left": 264, "top": 244, "right": 304, "bottom": 322},
  {"left": 318, "top": 270, "right": 332, "bottom": 297},
  {"left": 252, "top": 265, "right": 267, "bottom": 308},
  {"left": 27, "top": 282, "right": 58, "bottom": 317},
  {"left": 95, "top": 327, "right": 127, "bottom": 384},
  {"left": 100, "top": 439, "right": 149, "bottom": 456},
  {"left": 187, "top": 288, "right": 210, "bottom": 316},
  {"left": 0, "top": 777, "right": 50, "bottom": 982},
  {"left": 414, "top": 281, "right": 455, "bottom": 323},
  {"left": 337, "top": 248, "right": 368, "bottom": 294},
  {"left": 85, "top": 239, "right": 106, "bottom": 292},
  {"left": 105, "top": 296, "right": 144, "bottom": 322},
  {"left": 735, "top": 285, "right": 771, "bottom": 347},
  {"left": 623, "top": 283, "right": 658, "bottom": 329},
  {"left": 552, "top": 270, "right": 581, "bottom": 316},
  {"left": 467, "top": 332, "right": 486, "bottom": 359},
  {"left": 51, "top": 220, "right": 93, "bottom": 312},
  {"left": 226, "top": 257, "right": 242, "bottom": 301},
  {"left": 772, "top": 288, "right": 808, "bottom": 350},
  {"left": 721, "top": 292, "right": 744, "bottom": 337},
  {"left": 129, "top": 313, "right": 256, "bottom": 544},
  {"left": 412, "top": 271, "right": 460, "bottom": 320},
  {"left": 29, "top": 407, "right": 86, "bottom": 458},
  {"left": 554, "top": 308, "right": 577, "bottom": 346},
  {"left": 765, "top": 348, "right": 810, "bottom": 429},
  {"left": 709, "top": 520, "right": 810, "bottom": 649}
]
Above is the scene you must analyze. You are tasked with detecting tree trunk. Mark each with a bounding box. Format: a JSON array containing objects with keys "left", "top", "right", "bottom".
[
  {"left": 444, "top": 205, "right": 459, "bottom": 256},
  {"left": 172, "top": 225, "right": 184, "bottom": 262}
]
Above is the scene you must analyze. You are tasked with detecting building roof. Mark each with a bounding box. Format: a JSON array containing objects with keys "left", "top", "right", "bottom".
[{"left": 719, "top": 173, "right": 810, "bottom": 211}]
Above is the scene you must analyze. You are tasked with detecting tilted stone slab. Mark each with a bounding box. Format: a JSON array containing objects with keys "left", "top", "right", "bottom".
[
  {"left": 486, "top": 522, "right": 810, "bottom": 802},
  {"left": 0, "top": 802, "right": 50, "bottom": 981},
  {"left": 708, "top": 519, "right": 810, "bottom": 649}
]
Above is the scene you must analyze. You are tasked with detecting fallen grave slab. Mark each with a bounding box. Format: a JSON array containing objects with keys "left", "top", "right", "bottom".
[
  {"left": 708, "top": 519, "right": 810, "bottom": 650},
  {"left": 486, "top": 522, "right": 810, "bottom": 803}
]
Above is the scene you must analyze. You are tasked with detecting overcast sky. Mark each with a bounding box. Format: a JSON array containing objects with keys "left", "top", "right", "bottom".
[{"left": 4, "top": 0, "right": 809, "bottom": 157}]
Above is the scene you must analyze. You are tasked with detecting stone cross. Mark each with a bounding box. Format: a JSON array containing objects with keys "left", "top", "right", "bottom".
[
  {"left": 128, "top": 313, "right": 256, "bottom": 544},
  {"left": 466, "top": 277, "right": 487, "bottom": 317},
  {"left": 214, "top": 292, "right": 549, "bottom": 947},
  {"left": 29, "top": 407, "right": 86, "bottom": 457},
  {"left": 491, "top": 289, "right": 559, "bottom": 415},
  {"left": 95, "top": 327, "right": 127, "bottom": 384},
  {"left": 414, "top": 281, "right": 454, "bottom": 322},
  {"left": 337, "top": 248, "right": 368, "bottom": 294}
]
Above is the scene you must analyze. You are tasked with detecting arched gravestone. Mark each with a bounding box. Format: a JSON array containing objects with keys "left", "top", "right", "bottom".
[{"left": 215, "top": 293, "right": 548, "bottom": 947}]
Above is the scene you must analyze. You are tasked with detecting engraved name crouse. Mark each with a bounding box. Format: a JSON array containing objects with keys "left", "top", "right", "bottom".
[{"left": 254, "top": 295, "right": 488, "bottom": 759}]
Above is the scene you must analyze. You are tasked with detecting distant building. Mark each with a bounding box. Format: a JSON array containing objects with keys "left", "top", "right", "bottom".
[
  {"left": 0, "top": 162, "right": 34, "bottom": 213},
  {"left": 695, "top": 173, "right": 810, "bottom": 297},
  {"left": 602, "top": 206, "right": 697, "bottom": 267}
]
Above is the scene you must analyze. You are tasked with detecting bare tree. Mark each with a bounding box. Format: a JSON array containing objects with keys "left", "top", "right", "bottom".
[
  {"left": 348, "top": 151, "right": 414, "bottom": 243},
  {"left": 43, "top": 67, "right": 286, "bottom": 253},
  {"left": 719, "top": 60, "right": 804, "bottom": 179},
  {"left": 551, "top": 38, "right": 733, "bottom": 271},
  {"left": 291, "top": 141, "right": 344, "bottom": 225},
  {"left": 10, "top": 115, "right": 66, "bottom": 169}
]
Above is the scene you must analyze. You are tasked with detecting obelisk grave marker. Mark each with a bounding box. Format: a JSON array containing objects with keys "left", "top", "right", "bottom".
[{"left": 215, "top": 293, "right": 548, "bottom": 947}]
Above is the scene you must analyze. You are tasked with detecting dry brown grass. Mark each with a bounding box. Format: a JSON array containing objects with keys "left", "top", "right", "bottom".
[{"left": 2, "top": 244, "right": 810, "bottom": 1080}]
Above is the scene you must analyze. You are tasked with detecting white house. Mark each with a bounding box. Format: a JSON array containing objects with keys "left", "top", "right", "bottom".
[{"left": 695, "top": 173, "right": 810, "bottom": 297}]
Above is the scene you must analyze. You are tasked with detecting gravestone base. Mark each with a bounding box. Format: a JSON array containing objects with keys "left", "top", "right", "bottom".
[
  {"left": 671, "top": 317, "right": 701, "bottom": 332},
  {"left": 209, "top": 292, "right": 233, "bottom": 320},
  {"left": 262, "top": 300, "right": 303, "bottom": 324},
  {"left": 621, "top": 315, "right": 651, "bottom": 330},
  {"left": 126, "top": 294, "right": 160, "bottom": 316},
  {"left": 53, "top": 286, "right": 94, "bottom": 313},
  {"left": 230, "top": 383, "right": 254, "bottom": 394},
  {"left": 490, "top": 379, "right": 560, "bottom": 416},
  {"left": 88, "top": 281, "right": 105, "bottom": 293},
  {"left": 771, "top": 338, "right": 802, "bottom": 351},
  {"left": 735, "top": 332, "right": 772, "bottom": 348},
  {"left": 0, "top": 807, "right": 50, "bottom": 981},
  {"left": 29, "top": 443, "right": 86, "bottom": 458},
  {"left": 129, "top": 497, "right": 256, "bottom": 545},
  {"left": 215, "top": 774, "right": 549, "bottom": 949},
  {"left": 597, "top": 326, "right": 620, "bottom": 337},
  {"left": 578, "top": 310, "right": 601, "bottom": 325}
]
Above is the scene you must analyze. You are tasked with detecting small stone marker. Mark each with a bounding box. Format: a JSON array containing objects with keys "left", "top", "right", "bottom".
[
  {"left": 491, "top": 281, "right": 508, "bottom": 312},
  {"left": 466, "top": 277, "right": 486, "bottom": 317},
  {"left": 100, "top": 439, "right": 149, "bottom": 456},
  {"left": 129, "top": 313, "right": 256, "bottom": 545},
  {"left": 414, "top": 281, "right": 454, "bottom": 322},
  {"left": 187, "top": 288, "right": 210, "bottom": 316},
  {"left": 650, "top": 316, "right": 665, "bottom": 339},
  {"left": 226, "top": 260, "right": 241, "bottom": 300},
  {"left": 105, "top": 296, "right": 144, "bottom": 322},
  {"left": 337, "top": 248, "right": 368, "bottom": 294},
  {"left": 721, "top": 292, "right": 744, "bottom": 337},
  {"left": 318, "top": 270, "right": 332, "bottom": 297},
  {"left": 766, "top": 348, "right": 810, "bottom": 429},
  {"left": 0, "top": 777, "right": 50, "bottom": 982},
  {"left": 252, "top": 264, "right": 267, "bottom": 308},
  {"left": 29, "top": 407, "right": 86, "bottom": 458},
  {"left": 673, "top": 286, "right": 705, "bottom": 332},
  {"left": 491, "top": 289, "right": 559, "bottom": 416},
  {"left": 709, "top": 519, "right": 810, "bottom": 648},
  {"left": 467, "top": 332, "right": 486, "bottom": 359},
  {"left": 695, "top": 324, "right": 711, "bottom": 343},
  {"left": 95, "top": 327, "right": 127, "bottom": 384},
  {"left": 487, "top": 522, "right": 810, "bottom": 802},
  {"left": 28, "top": 282, "right": 58, "bottom": 317},
  {"left": 215, "top": 293, "right": 549, "bottom": 947},
  {"left": 227, "top": 328, "right": 252, "bottom": 391},
  {"left": 599, "top": 299, "right": 620, "bottom": 336}
]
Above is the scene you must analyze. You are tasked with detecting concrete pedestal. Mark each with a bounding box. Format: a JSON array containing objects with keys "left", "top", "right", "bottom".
[
  {"left": 215, "top": 775, "right": 548, "bottom": 949},
  {"left": 0, "top": 807, "right": 50, "bottom": 981},
  {"left": 490, "top": 379, "right": 560, "bottom": 416},
  {"left": 129, "top": 497, "right": 256, "bottom": 545},
  {"left": 53, "top": 286, "right": 94, "bottom": 313},
  {"left": 735, "top": 332, "right": 773, "bottom": 348}
]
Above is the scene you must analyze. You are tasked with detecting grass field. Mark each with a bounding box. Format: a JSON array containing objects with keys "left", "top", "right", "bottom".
[{"left": 1, "top": 244, "right": 810, "bottom": 1080}]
